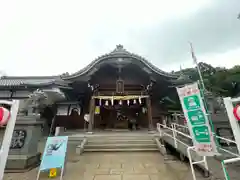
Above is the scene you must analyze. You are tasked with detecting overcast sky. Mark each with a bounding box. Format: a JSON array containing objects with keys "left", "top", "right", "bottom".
[{"left": 0, "top": 0, "right": 240, "bottom": 76}]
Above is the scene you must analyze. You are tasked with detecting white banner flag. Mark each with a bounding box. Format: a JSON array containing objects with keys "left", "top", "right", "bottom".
[{"left": 177, "top": 82, "right": 218, "bottom": 156}]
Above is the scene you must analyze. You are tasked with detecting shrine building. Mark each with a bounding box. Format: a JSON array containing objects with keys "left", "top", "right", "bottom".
[{"left": 0, "top": 45, "right": 191, "bottom": 132}]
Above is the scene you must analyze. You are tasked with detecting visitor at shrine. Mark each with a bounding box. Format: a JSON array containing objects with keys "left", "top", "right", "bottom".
[
  {"left": 84, "top": 113, "right": 90, "bottom": 130},
  {"left": 135, "top": 113, "right": 139, "bottom": 130},
  {"left": 127, "top": 117, "right": 132, "bottom": 130},
  {"left": 129, "top": 116, "right": 137, "bottom": 130}
]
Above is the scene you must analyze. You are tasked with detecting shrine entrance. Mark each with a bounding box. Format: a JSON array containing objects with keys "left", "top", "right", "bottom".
[
  {"left": 97, "top": 105, "right": 143, "bottom": 129},
  {"left": 90, "top": 95, "right": 151, "bottom": 130}
]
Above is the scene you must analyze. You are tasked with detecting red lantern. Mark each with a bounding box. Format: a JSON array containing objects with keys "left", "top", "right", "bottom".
[
  {"left": 0, "top": 107, "right": 11, "bottom": 126},
  {"left": 233, "top": 104, "right": 240, "bottom": 121}
]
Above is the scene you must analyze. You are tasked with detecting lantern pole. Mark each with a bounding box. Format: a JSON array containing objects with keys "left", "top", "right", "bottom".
[{"left": 0, "top": 100, "right": 20, "bottom": 180}]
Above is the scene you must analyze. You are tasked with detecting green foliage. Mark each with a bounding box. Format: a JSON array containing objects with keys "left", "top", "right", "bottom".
[{"left": 177, "top": 62, "right": 240, "bottom": 97}]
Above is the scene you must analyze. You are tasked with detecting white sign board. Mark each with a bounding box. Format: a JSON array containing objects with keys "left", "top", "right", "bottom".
[{"left": 177, "top": 82, "right": 218, "bottom": 156}]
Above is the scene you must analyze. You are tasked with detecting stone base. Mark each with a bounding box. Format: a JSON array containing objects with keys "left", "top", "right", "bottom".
[
  {"left": 148, "top": 130, "right": 155, "bottom": 134},
  {"left": 5, "top": 153, "right": 41, "bottom": 173}
]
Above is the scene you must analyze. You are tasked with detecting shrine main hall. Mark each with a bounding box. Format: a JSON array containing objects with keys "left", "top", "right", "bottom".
[{"left": 0, "top": 45, "right": 190, "bottom": 132}]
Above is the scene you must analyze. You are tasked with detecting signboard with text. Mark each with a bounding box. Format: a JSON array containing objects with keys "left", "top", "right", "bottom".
[
  {"left": 177, "top": 82, "right": 218, "bottom": 156},
  {"left": 39, "top": 136, "right": 68, "bottom": 171}
]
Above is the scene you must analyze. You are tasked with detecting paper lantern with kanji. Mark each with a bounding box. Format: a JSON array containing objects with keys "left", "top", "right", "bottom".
[
  {"left": 233, "top": 104, "right": 240, "bottom": 121},
  {"left": 0, "top": 107, "right": 11, "bottom": 126}
]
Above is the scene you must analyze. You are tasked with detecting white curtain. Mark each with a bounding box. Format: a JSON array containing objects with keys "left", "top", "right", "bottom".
[{"left": 56, "top": 105, "right": 68, "bottom": 115}]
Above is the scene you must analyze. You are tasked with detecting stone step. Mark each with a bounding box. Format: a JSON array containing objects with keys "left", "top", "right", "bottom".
[
  {"left": 84, "top": 143, "right": 157, "bottom": 149},
  {"left": 86, "top": 136, "right": 155, "bottom": 140},
  {"left": 87, "top": 139, "right": 154, "bottom": 144},
  {"left": 83, "top": 148, "right": 159, "bottom": 152}
]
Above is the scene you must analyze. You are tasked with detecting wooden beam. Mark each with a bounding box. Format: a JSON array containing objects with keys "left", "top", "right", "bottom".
[
  {"left": 146, "top": 97, "right": 153, "bottom": 130},
  {"left": 88, "top": 97, "right": 95, "bottom": 132}
]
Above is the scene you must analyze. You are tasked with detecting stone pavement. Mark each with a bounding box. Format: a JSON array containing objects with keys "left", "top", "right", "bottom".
[{"left": 3, "top": 152, "right": 207, "bottom": 180}]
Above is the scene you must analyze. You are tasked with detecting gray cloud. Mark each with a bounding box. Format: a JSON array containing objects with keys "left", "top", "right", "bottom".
[{"left": 139, "top": 0, "right": 240, "bottom": 67}]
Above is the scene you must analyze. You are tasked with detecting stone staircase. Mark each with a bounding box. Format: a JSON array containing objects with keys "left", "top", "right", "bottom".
[{"left": 79, "top": 133, "right": 159, "bottom": 152}]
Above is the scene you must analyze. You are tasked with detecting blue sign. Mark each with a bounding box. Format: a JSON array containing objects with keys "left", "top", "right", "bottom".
[{"left": 39, "top": 136, "right": 68, "bottom": 171}]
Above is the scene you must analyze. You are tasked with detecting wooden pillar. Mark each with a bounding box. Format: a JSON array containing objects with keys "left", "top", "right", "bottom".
[
  {"left": 88, "top": 97, "right": 95, "bottom": 132},
  {"left": 146, "top": 96, "right": 153, "bottom": 130}
]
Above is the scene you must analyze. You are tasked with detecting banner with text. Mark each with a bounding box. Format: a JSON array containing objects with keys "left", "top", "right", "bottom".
[
  {"left": 40, "top": 136, "right": 68, "bottom": 171},
  {"left": 177, "top": 82, "right": 218, "bottom": 156}
]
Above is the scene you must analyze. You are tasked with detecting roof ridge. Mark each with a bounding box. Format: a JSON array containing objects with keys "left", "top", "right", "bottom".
[
  {"left": 62, "top": 45, "right": 178, "bottom": 79},
  {"left": 1, "top": 75, "right": 60, "bottom": 79}
]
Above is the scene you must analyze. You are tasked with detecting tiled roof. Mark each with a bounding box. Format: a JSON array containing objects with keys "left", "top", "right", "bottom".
[
  {"left": 62, "top": 45, "right": 179, "bottom": 79},
  {"left": 0, "top": 76, "right": 65, "bottom": 87},
  {"left": 170, "top": 74, "right": 192, "bottom": 85}
]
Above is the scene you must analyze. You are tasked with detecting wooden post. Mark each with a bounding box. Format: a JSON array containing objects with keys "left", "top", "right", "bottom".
[
  {"left": 146, "top": 96, "right": 153, "bottom": 131},
  {"left": 88, "top": 97, "right": 95, "bottom": 132}
]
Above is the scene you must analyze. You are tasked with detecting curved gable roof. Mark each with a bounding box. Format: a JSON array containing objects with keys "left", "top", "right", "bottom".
[{"left": 62, "top": 45, "right": 178, "bottom": 80}]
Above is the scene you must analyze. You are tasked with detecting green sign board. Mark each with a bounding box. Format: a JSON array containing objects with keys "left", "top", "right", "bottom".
[
  {"left": 183, "top": 95, "right": 201, "bottom": 110},
  {"left": 192, "top": 125, "right": 210, "bottom": 143},
  {"left": 187, "top": 109, "right": 206, "bottom": 125},
  {"left": 177, "top": 82, "right": 217, "bottom": 156}
]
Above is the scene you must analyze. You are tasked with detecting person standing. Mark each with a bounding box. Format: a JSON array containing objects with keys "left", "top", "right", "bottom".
[
  {"left": 135, "top": 113, "right": 139, "bottom": 130},
  {"left": 130, "top": 116, "right": 136, "bottom": 130},
  {"left": 84, "top": 113, "right": 90, "bottom": 131},
  {"left": 127, "top": 116, "right": 132, "bottom": 130}
]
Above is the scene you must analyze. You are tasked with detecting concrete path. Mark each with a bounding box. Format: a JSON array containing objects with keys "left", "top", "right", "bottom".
[{"left": 3, "top": 152, "right": 206, "bottom": 180}]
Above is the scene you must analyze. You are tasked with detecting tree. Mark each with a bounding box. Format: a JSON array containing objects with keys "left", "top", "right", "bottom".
[
  {"left": 176, "top": 62, "right": 240, "bottom": 97},
  {"left": 198, "top": 62, "right": 216, "bottom": 76}
]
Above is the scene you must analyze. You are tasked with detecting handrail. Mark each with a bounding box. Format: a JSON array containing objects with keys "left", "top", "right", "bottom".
[
  {"left": 77, "top": 138, "right": 87, "bottom": 155},
  {"left": 171, "top": 123, "right": 239, "bottom": 156},
  {"left": 172, "top": 123, "right": 237, "bottom": 144},
  {"left": 172, "top": 123, "right": 188, "bottom": 129},
  {"left": 157, "top": 122, "right": 240, "bottom": 180},
  {"left": 158, "top": 123, "right": 240, "bottom": 157},
  {"left": 158, "top": 123, "right": 191, "bottom": 139}
]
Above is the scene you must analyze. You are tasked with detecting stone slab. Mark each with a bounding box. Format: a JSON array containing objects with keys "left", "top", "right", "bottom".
[
  {"left": 5, "top": 153, "right": 41, "bottom": 172},
  {"left": 3, "top": 152, "right": 208, "bottom": 180}
]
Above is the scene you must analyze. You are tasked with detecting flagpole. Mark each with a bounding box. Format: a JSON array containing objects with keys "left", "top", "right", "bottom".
[
  {"left": 189, "top": 42, "right": 230, "bottom": 180},
  {"left": 189, "top": 42, "right": 206, "bottom": 90}
]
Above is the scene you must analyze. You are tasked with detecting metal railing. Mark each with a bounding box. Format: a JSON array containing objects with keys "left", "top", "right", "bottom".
[
  {"left": 157, "top": 122, "right": 240, "bottom": 180},
  {"left": 76, "top": 138, "right": 87, "bottom": 155},
  {"left": 172, "top": 123, "right": 240, "bottom": 157}
]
